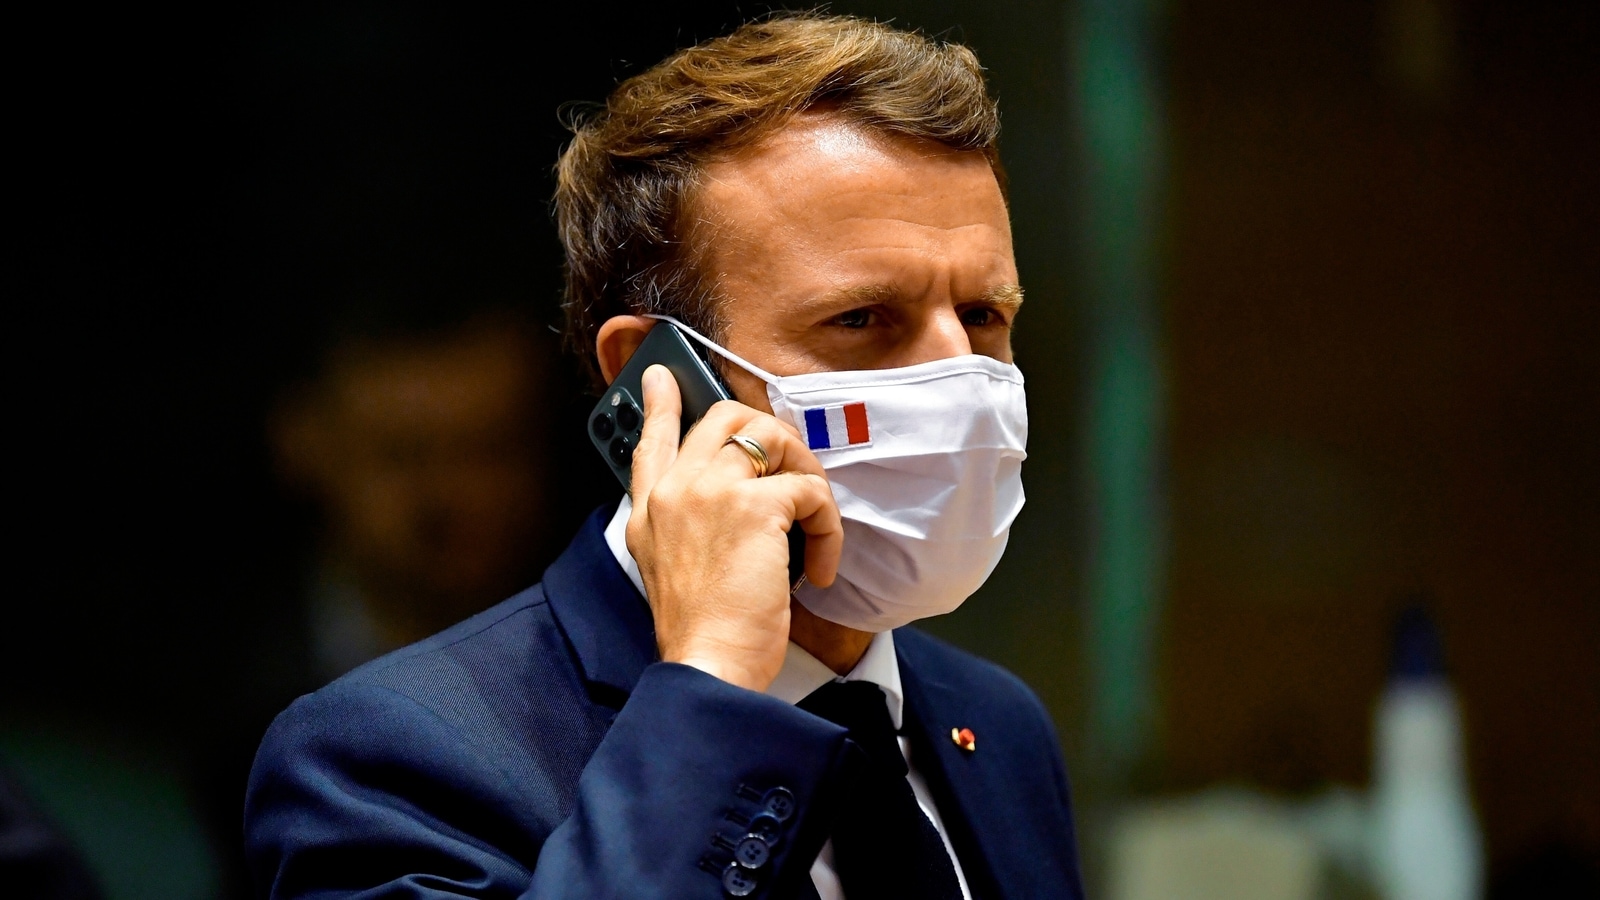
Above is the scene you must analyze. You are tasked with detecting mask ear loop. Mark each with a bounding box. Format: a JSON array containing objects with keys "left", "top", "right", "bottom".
[{"left": 643, "top": 314, "right": 780, "bottom": 386}]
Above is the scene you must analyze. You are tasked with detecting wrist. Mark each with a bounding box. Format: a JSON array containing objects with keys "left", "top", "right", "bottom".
[{"left": 670, "top": 654, "right": 776, "bottom": 693}]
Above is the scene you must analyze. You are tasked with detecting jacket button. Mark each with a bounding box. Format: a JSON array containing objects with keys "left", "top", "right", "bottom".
[
  {"left": 722, "top": 862, "right": 759, "bottom": 896},
  {"left": 746, "top": 812, "right": 782, "bottom": 845},
  {"left": 762, "top": 787, "right": 796, "bottom": 821},
  {"left": 734, "top": 834, "right": 771, "bottom": 869}
]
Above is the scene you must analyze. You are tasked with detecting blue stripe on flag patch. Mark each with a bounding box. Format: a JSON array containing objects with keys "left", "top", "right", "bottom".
[{"left": 804, "top": 407, "right": 831, "bottom": 450}]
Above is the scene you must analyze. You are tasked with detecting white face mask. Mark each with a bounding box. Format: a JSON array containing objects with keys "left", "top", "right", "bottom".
[{"left": 647, "top": 316, "right": 1028, "bottom": 633}]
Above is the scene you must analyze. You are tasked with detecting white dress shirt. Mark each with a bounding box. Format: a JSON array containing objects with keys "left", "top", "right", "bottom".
[{"left": 604, "top": 498, "right": 972, "bottom": 899}]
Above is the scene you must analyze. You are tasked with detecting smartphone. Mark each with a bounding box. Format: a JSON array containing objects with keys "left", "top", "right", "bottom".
[
  {"left": 587, "top": 322, "right": 731, "bottom": 491},
  {"left": 587, "top": 321, "right": 805, "bottom": 586}
]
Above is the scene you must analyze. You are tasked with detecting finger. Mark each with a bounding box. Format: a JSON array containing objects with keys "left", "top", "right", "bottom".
[
  {"left": 752, "top": 472, "right": 843, "bottom": 588},
  {"left": 677, "top": 400, "right": 759, "bottom": 458},
  {"left": 714, "top": 421, "right": 827, "bottom": 482},
  {"left": 629, "top": 365, "right": 682, "bottom": 501},
  {"left": 681, "top": 403, "right": 827, "bottom": 481}
]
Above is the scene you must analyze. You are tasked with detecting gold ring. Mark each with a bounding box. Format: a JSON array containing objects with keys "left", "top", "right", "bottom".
[{"left": 723, "top": 434, "right": 770, "bottom": 477}]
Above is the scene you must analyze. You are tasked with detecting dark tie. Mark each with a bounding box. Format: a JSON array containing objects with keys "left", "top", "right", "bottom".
[{"left": 798, "top": 680, "right": 964, "bottom": 900}]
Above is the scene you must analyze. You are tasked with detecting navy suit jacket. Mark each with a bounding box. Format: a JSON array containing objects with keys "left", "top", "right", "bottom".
[{"left": 245, "top": 506, "right": 1086, "bottom": 899}]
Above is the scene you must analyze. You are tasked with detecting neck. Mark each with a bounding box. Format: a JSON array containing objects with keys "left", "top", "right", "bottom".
[{"left": 789, "top": 598, "right": 875, "bottom": 675}]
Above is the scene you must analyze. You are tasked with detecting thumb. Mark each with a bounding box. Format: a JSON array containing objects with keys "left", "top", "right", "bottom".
[{"left": 629, "top": 364, "right": 682, "bottom": 501}]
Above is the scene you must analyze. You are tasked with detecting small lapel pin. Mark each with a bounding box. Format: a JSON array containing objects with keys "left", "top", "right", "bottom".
[{"left": 950, "top": 727, "right": 977, "bottom": 753}]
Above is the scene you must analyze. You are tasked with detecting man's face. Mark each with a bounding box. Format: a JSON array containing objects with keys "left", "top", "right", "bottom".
[
  {"left": 692, "top": 115, "right": 1021, "bottom": 410},
  {"left": 282, "top": 327, "right": 549, "bottom": 618}
]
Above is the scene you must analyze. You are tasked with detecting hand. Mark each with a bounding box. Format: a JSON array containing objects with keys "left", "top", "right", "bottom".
[{"left": 627, "top": 364, "right": 843, "bottom": 692}]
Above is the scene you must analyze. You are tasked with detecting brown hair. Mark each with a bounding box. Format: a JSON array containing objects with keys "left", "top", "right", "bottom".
[{"left": 554, "top": 12, "right": 1003, "bottom": 388}]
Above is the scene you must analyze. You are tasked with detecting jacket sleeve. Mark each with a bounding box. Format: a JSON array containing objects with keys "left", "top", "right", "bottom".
[{"left": 245, "top": 662, "right": 852, "bottom": 900}]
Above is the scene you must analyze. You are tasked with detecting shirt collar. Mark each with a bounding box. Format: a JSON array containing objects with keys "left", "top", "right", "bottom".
[
  {"left": 603, "top": 496, "right": 904, "bottom": 730},
  {"left": 767, "top": 630, "right": 904, "bottom": 730},
  {"left": 604, "top": 495, "right": 646, "bottom": 597}
]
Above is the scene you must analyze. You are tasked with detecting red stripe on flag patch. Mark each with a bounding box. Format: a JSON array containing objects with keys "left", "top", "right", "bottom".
[{"left": 843, "top": 402, "right": 870, "bottom": 445}]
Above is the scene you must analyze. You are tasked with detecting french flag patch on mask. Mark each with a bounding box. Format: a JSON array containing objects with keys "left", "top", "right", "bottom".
[{"left": 803, "top": 402, "right": 871, "bottom": 451}]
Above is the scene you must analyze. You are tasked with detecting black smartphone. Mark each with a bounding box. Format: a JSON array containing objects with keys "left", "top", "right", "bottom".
[
  {"left": 587, "top": 321, "right": 805, "bottom": 587},
  {"left": 587, "top": 322, "right": 731, "bottom": 491}
]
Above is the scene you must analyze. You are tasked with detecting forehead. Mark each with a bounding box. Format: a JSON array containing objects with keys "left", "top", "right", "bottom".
[
  {"left": 329, "top": 331, "right": 534, "bottom": 429},
  {"left": 691, "top": 115, "right": 1008, "bottom": 241}
]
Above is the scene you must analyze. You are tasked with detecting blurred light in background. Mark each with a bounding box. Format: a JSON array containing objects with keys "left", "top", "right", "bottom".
[{"left": 1070, "top": 0, "right": 1169, "bottom": 790}]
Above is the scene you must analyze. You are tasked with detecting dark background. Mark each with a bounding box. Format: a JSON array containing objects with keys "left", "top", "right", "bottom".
[{"left": 10, "top": 1, "right": 1597, "bottom": 898}]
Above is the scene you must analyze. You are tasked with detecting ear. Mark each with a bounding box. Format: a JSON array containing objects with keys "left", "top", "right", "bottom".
[{"left": 595, "top": 315, "right": 655, "bottom": 384}]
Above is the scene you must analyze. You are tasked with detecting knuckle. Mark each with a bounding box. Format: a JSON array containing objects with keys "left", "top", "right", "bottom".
[
  {"left": 651, "top": 479, "right": 686, "bottom": 509},
  {"left": 679, "top": 486, "right": 714, "bottom": 516},
  {"left": 624, "top": 517, "right": 648, "bottom": 549},
  {"left": 695, "top": 404, "right": 732, "bottom": 430}
]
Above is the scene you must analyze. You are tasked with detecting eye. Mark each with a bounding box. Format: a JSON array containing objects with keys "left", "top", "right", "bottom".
[
  {"left": 960, "top": 307, "right": 1000, "bottom": 327},
  {"left": 831, "top": 308, "right": 873, "bottom": 329}
]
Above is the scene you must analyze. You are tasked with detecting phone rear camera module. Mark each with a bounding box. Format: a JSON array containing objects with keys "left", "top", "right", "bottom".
[
  {"left": 590, "top": 412, "right": 616, "bottom": 441},
  {"left": 615, "top": 400, "right": 641, "bottom": 434},
  {"left": 608, "top": 435, "right": 634, "bottom": 467}
]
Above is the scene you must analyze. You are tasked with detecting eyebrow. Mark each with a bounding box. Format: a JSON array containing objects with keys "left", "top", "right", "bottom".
[
  {"left": 808, "top": 282, "right": 1025, "bottom": 311},
  {"left": 981, "top": 283, "right": 1025, "bottom": 312}
]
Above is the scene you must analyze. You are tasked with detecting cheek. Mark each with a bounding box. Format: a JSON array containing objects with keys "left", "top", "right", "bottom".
[
  {"left": 970, "top": 328, "right": 1015, "bottom": 364},
  {"left": 331, "top": 467, "right": 419, "bottom": 551},
  {"left": 720, "top": 365, "right": 774, "bottom": 414}
]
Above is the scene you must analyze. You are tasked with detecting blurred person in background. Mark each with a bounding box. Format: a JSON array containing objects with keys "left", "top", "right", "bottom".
[
  {"left": 188, "top": 300, "right": 574, "bottom": 899},
  {"left": 270, "top": 308, "right": 559, "bottom": 682}
]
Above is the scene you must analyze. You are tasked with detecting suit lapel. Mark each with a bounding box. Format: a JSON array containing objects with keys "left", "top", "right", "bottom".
[
  {"left": 542, "top": 503, "right": 658, "bottom": 703},
  {"left": 898, "top": 642, "right": 1026, "bottom": 900}
]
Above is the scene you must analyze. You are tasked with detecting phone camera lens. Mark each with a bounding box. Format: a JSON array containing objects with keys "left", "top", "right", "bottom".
[
  {"left": 591, "top": 412, "right": 616, "bottom": 441},
  {"left": 615, "top": 400, "right": 641, "bottom": 434},
  {"left": 608, "top": 435, "right": 634, "bottom": 467}
]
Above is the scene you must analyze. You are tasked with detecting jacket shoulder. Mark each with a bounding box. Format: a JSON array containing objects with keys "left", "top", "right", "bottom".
[
  {"left": 337, "top": 583, "right": 557, "bottom": 688},
  {"left": 254, "top": 582, "right": 605, "bottom": 824}
]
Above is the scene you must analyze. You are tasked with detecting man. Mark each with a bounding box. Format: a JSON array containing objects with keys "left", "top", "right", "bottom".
[
  {"left": 269, "top": 312, "right": 556, "bottom": 680},
  {"left": 246, "top": 15, "right": 1085, "bottom": 899}
]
